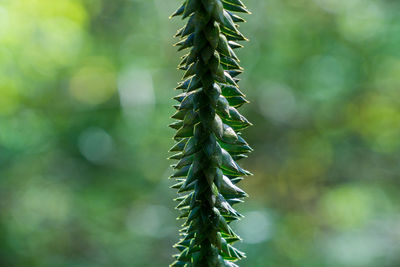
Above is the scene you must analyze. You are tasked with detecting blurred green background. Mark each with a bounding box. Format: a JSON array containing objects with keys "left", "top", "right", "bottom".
[{"left": 1, "top": 0, "right": 400, "bottom": 266}]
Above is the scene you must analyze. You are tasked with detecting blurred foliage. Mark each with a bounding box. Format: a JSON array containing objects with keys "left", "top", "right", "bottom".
[{"left": 0, "top": 0, "right": 400, "bottom": 266}]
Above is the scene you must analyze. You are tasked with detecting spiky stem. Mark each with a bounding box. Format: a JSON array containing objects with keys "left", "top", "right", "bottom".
[{"left": 169, "top": 0, "right": 252, "bottom": 266}]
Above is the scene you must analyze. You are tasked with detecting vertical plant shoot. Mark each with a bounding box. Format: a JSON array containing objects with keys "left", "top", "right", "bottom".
[{"left": 169, "top": 0, "right": 252, "bottom": 266}]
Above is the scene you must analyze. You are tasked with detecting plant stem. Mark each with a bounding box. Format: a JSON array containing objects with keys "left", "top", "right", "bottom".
[{"left": 170, "top": 1, "right": 252, "bottom": 266}]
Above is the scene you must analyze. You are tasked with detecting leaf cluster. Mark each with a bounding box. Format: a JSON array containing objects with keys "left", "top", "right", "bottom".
[{"left": 169, "top": 1, "right": 251, "bottom": 266}]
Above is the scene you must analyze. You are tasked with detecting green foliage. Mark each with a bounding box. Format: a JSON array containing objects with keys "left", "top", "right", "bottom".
[
  {"left": 169, "top": 0, "right": 252, "bottom": 266},
  {"left": 3, "top": 0, "right": 400, "bottom": 266}
]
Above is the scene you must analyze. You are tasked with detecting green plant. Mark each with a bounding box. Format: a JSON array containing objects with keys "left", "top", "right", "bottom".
[{"left": 169, "top": 0, "right": 252, "bottom": 266}]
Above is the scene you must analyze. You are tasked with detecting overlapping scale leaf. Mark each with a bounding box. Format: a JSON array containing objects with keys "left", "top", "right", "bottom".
[{"left": 170, "top": 0, "right": 251, "bottom": 266}]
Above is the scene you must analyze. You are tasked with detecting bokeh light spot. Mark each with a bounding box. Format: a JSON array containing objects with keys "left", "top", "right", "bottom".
[
  {"left": 320, "top": 185, "right": 389, "bottom": 230},
  {"left": 126, "top": 204, "right": 174, "bottom": 238},
  {"left": 118, "top": 68, "right": 155, "bottom": 112},
  {"left": 0, "top": 81, "right": 20, "bottom": 115},
  {"left": 78, "top": 127, "right": 114, "bottom": 164},
  {"left": 237, "top": 210, "right": 273, "bottom": 244},
  {"left": 259, "top": 82, "right": 297, "bottom": 124},
  {"left": 69, "top": 60, "right": 117, "bottom": 106}
]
